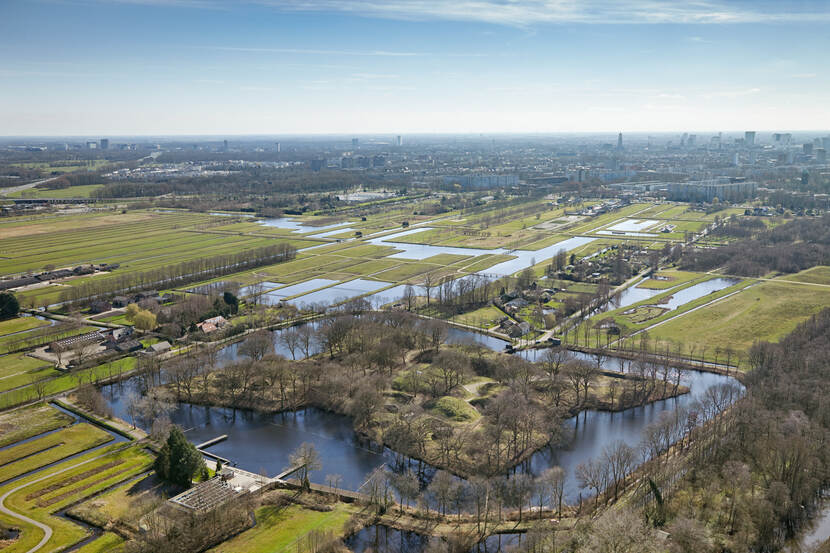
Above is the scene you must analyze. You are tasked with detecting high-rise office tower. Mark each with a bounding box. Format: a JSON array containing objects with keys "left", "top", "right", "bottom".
[
  {"left": 99, "top": 138, "right": 109, "bottom": 150},
  {"left": 352, "top": 138, "right": 359, "bottom": 147},
  {"left": 617, "top": 132, "right": 623, "bottom": 150},
  {"left": 745, "top": 131, "right": 756, "bottom": 146},
  {"left": 395, "top": 135, "right": 402, "bottom": 147}
]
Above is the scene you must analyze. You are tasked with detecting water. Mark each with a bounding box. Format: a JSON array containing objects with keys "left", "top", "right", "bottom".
[
  {"left": 288, "top": 279, "right": 391, "bottom": 309},
  {"left": 598, "top": 283, "right": 666, "bottom": 313},
  {"left": 263, "top": 279, "right": 339, "bottom": 303},
  {"left": 605, "top": 219, "right": 658, "bottom": 232},
  {"left": 238, "top": 281, "right": 283, "bottom": 297},
  {"left": 367, "top": 229, "right": 597, "bottom": 278},
  {"left": 529, "top": 369, "right": 737, "bottom": 502},
  {"left": 308, "top": 227, "right": 357, "bottom": 238},
  {"left": 209, "top": 212, "right": 255, "bottom": 218},
  {"left": 364, "top": 284, "right": 420, "bottom": 307},
  {"left": 258, "top": 218, "right": 353, "bottom": 233},
  {"left": 659, "top": 277, "right": 740, "bottom": 310},
  {"left": 446, "top": 327, "right": 512, "bottom": 352},
  {"left": 792, "top": 499, "right": 830, "bottom": 552},
  {"left": 101, "top": 325, "right": 741, "bottom": 504},
  {"left": 593, "top": 277, "right": 741, "bottom": 316},
  {"left": 345, "top": 526, "right": 524, "bottom": 553},
  {"left": 597, "top": 230, "right": 656, "bottom": 237},
  {"left": 346, "top": 525, "right": 432, "bottom": 553}
]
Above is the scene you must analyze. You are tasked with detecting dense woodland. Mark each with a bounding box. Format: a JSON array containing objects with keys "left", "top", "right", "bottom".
[
  {"left": 634, "top": 309, "right": 830, "bottom": 552},
  {"left": 94, "top": 169, "right": 398, "bottom": 198}
]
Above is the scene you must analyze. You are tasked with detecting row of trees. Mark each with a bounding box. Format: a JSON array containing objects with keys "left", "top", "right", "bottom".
[{"left": 57, "top": 243, "right": 295, "bottom": 307}]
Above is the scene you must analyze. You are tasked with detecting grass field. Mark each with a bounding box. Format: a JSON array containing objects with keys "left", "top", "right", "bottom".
[
  {"left": 779, "top": 265, "right": 830, "bottom": 285},
  {"left": 11, "top": 160, "right": 111, "bottom": 174},
  {"left": 0, "top": 423, "right": 113, "bottom": 484},
  {"left": 0, "top": 211, "right": 309, "bottom": 280},
  {"left": 73, "top": 533, "right": 125, "bottom": 553},
  {"left": 0, "top": 403, "right": 74, "bottom": 447},
  {"left": 67, "top": 473, "right": 170, "bottom": 529},
  {"left": 446, "top": 305, "right": 507, "bottom": 329},
  {"left": 637, "top": 269, "right": 704, "bottom": 290},
  {"left": 430, "top": 396, "right": 481, "bottom": 422},
  {"left": 8, "top": 184, "right": 106, "bottom": 199},
  {"left": 0, "top": 353, "right": 50, "bottom": 377},
  {"left": 208, "top": 503, "right": 356, "bottom": 553},
  {"left": 647, "top": 280, "right": 830, "bottom": 364},
  {"left": 0, "top": 443, "right": 151, "bottom": 553},
  {"left": 0, "top": 317, "right": 50, "bottom": 337},
  {"left": 0, "top": 356, "right": 136, "bottom": 410}
]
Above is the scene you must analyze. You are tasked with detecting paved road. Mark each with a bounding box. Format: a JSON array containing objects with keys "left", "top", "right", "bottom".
[{"left": 0, "top": 176, "right": 61, "bottom": 197}]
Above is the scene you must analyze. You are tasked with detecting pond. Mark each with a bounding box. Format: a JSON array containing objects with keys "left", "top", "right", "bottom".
[
  {"left": 658, "top": 277, "right": 740, "bottom": 310},
  {"left": 345, "top": 525, "right": 525, "bottom": 553},
  {"left": 101, "top": 324, "right": 742, "bottom": 504},
  {"left": 594, "top": 276, "right": 741, "bottom": 316}
]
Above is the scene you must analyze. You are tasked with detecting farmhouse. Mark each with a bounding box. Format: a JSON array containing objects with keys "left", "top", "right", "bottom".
[
  {"left": 89, "top": 300, "right": 112, "bottom": 314},
  {"left": 196, "top": 315, "right": 228, "bottom": 334},
  {"left": 145, "top": 341, "right": 171, "bottom": 355}
]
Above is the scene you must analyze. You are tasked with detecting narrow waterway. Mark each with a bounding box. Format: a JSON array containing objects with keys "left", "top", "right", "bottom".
[
  {"left": 100, "top": 325, "right": 742, "bottom": 504},
  {"left": 345, "top": 525, "right": 524, "bottom": 553}
]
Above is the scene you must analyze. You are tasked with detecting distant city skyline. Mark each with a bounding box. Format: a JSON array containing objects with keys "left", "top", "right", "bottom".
[{"left": 1, "top": 0, "right": 828, "bottom": 135}]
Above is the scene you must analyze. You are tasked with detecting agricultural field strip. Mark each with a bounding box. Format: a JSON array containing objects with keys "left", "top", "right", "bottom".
[
  {"left": 0, "top": 405, "right": 75, "bottom": 449},
  {"left": 0, "top": 444, "right": 148, "bottom": 553},
  {"left": 0, "top": 425, "right": 114, "bottom": 484},
  {"left": 0, "top": 213, "right": 283, "bottom": 259},
  {"left": 0, "top": 358, "right": 136, "bottom": 410},
  {"left": 0, "top": 230, "right": 277, "bottom": 275}
]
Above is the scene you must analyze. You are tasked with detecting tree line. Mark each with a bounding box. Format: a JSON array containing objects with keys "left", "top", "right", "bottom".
[{"left": 57, "top": 243, "right": 295, "bottom": 307}]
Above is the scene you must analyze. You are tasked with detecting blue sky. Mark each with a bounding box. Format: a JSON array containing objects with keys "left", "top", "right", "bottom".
[{"left": 1, "top": 0, "right": 828, "bottom": 135}]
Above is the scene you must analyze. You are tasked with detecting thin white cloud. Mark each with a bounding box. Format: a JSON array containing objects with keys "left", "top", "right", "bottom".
[
  {"left": 251, "top": 0, "right": 830, "bottom": 26},
  {"left": 791, "top": 73, "right": 817, "bottom": 79},
  {"left": 79, "top": 0, "right": 830, "bottom": 25},
  {"left": 208, "top": 46, "right": 419, "bottom": 57},
  {"left": 654, "top": 93, "right": 687, "bottom": 100},
  {"left": 703, "top": 87, "right": 761, "bottom": 99}
]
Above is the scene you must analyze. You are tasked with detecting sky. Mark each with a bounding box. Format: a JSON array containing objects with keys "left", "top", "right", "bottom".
[{"left": 1, "top": 0, "right": 828, "bottom": 136}]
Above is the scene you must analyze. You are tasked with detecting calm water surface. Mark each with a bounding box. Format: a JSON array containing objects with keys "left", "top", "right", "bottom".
[{"left": 101, "top": 326, "right": 741, "bottom": 502}]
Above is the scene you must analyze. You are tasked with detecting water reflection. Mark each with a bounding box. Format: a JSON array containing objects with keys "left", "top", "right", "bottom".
[{"left": 101, "top": 325, "right": 741, "bottom": 504}]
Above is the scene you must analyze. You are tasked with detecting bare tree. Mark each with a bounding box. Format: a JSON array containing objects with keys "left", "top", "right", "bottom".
[
  {"left": 279, "top": 327, "right": 300, "bottom": 360},
  {"left": 288, "top": 442, "right": 322, "bottom": 490}
]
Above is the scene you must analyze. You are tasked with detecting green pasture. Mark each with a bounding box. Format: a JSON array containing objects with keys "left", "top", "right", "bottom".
[
  {"left": 648, "top": 279, "right": 830, "bottom": 364},
  {"left": 208, "top": 503, "right": 355, "bottom": 553},
  {"left": 0, "top": 403, "right": 74, "bottom": 448}
]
